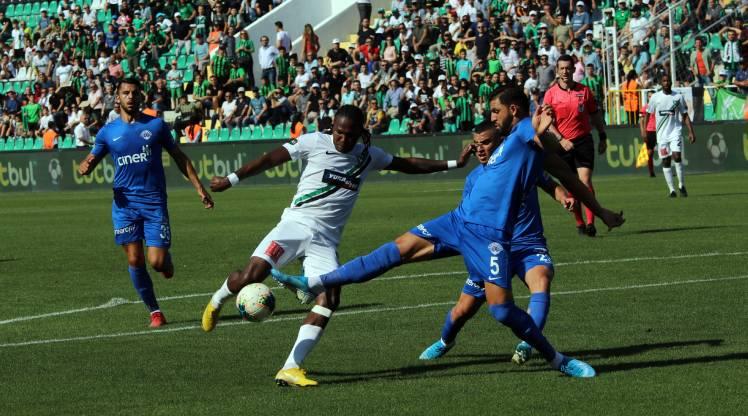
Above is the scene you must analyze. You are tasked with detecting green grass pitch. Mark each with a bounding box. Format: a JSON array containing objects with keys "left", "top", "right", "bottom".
[{"left": 1, "top": 171, "right": 747, "bottom": 415}]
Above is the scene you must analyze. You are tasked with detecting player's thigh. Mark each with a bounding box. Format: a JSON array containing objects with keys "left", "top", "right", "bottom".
[
  {"left": 460, "top": 223, "right": 512, "bottom": 292},
  {"left": 251, "top": 219, "right": 313, "bottom": 269},
  {"left": 512, "top": 246, "right": 554, "bottom": 290},
  {"left": 406, "top": 211, "right": 464, "bottom": 262},
  {"left": 302, "top": 241, "right": 339, "bottom": 277},
  {"left": 140, "top": 205, "right": 172, "bottom": 249},
  {"left": 111, "top": 203, "right": 145, "bottom": 246}
]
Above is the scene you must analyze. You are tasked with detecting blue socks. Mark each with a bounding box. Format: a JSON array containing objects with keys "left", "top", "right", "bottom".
[
  {"left": 128, "top": 265, "right": 159, "bottom": 312},
  {"left": 528, "top": 292, "right": 550, "bottom": 331},
  {"left": 441, "top": 309, "right": 463, "bottom": 345},
  {"left": 488, "top": 302, "right": 556, "bottom": 362},
  {"left": 320, "top": 242, "right": 402, "bottom": 287}
]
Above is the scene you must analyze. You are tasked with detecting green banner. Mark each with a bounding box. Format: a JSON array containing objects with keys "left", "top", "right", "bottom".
[
  {"left": 1, "top": 122, "right": 747, "bottom": 192},
  {"left": 715, "top": 89, "right": 747, "bottom": 121}
]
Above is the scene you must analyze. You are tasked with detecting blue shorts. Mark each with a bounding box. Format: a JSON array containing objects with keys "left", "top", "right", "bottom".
[
  {"left": 409, "top": 211, "right": 512, "bottom": 289},
  {"left": 112, "top": 202, "right": 171, "bottom": 248},
  {"left": 460, "top": 244, "right": 555, "bottom": 300}
]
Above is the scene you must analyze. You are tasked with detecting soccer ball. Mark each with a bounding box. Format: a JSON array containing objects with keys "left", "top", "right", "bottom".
[{"left": 236, "top": 283, "right": 275, "bottom": 322}]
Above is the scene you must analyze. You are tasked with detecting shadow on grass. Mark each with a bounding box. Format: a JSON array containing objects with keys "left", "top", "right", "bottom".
[
  {"left": 0, "top": 258, "right": 17, "bottom": 263},
  {"left": 632, "top": 225, "right": 731, "bottom": 235},
  {"left": 315, "top": 339, "right": 734, "bottom": 384},
  {"left": 166, "top": 303, "right": 383, "bottom": 325}
]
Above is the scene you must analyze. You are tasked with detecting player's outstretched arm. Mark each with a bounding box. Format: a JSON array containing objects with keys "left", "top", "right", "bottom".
[
  {"left": 210, "top": 146, "right": 292, "bottom": 192},
  {"left": 77, "top": 153, "right": 103, "bottom": 176},
  {"left": 385, "top": 143, "right": 474, "bottom": 174},
  {"left": 167, "top": 145, "right": 215, "bottom": 209}
]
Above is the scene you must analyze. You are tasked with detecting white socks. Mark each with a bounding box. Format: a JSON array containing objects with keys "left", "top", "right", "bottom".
[
  {"left": 673, "top": 162, "right": 684, "bottom": 189},
  {"left": 282, "top": 324, "right": 324, "bottom": 370},
  {"left": 663, "top": 167, "right": 675, "bottom": 192},
  {"left": 210, "top": 279, "right": 234, "bottom": 308}
]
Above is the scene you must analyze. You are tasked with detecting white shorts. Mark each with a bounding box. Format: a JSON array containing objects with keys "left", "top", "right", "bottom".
[
  {"left": 657, "top": 135, "right": 683, "bottom": 159},
  {"left": 251, "top": 217, "right": 339, "bottom": 277}
]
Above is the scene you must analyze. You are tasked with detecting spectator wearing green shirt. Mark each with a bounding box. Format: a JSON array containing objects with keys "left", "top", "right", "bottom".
[
  {"left": 166, "top": 61, "right": 184, "bottom": 109},
  {"left": 581, "top": 64, "right": 604, "bottom": 109},
  {"left": 22, "top": 100, "right": 42, "bottom": 136},
  {"left": 614, "top": 1, "right": 631, "bottom": 30},
  {"left": 120, "top": 27, "right": 144, "bottom": 74},
  {"left": 211, "top": 46, "right": 230, "bottom": 84},
  {"left": 453, "top": 86, "right": 473, "bottom": 131},
  {"left": 275, "top": 47, "right": 291, "bottom": 85},
  {"left": 145, "top": 23, "right": 169, "bottom": 70},
  {"left": 178, "top": 0, "right": 197, "bottom": 23},
  {"left": 225, "top": 60, "right": 247, "bottom": 92},
  {"left": 236, "top": 30, "right": 255, "bottom": 87},
  {"left": 487, "top": 48, "right": 503, "bottom": 74}
]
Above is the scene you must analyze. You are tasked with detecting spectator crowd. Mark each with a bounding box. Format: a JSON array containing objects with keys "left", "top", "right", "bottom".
[{"left": 0, "top": 0, "right": 745, "bottom": 148}]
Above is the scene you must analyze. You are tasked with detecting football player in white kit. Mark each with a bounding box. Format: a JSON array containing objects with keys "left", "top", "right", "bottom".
[
  {"left": 643, "top": 75, "right": 697, "bottom": 197},
  {"left": 201, "top": 105, "right": 474, "bottom": 386}
]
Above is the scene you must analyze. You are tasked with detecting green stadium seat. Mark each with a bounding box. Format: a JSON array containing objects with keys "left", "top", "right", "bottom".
[
  {"left": 218, "top": 128, "right": 230, "bottom": 141},
  {"left": 183, "top": 69, "right": 193, "bottom": 83},
  {"left": 33, "top": 137, "right": 43, "bottom": 150},
  {"left": 283, "top": 123, "right": 291, "bottom": 138},
  {"left": 23, "top": 138, "right": 34, "bottom": 151},
  {"left": 32, "top": 3, "right": 41, "bottom": 15},
  {"left": 121, "top": 59, "right": 130, "bottom": 74},
  {"left": 5, "top": 5, "right": 14, "bottom": 18},
  {"left": 4, "top": 138, "right": 13, "bottom": 151},
  {"left": 84, "top": 0, "right": 92, "bottom": 7},
  {"left": 262, "top": 126, "right": 274, "bottom": 139},
  {"left": 158, "top": 56, "right": 167, "bottom": 70},
  {"left": 185, "top": 54, "right": 195, "bottom": 68},
  {"left": 23, "top": 3, "right": 32, "bottom": 16},
  {"left": 49, "top": 2, "right": 58, "bottom": 16},
  {"left": 61, "top": 135, "right": 73, "bottom": 149},
  {"left": 28, "top": 15, "right": 39, "bottom": 29},
  {"left": 0, "top": 138, "right": 5, "bottom": 151},
  {"left": 97, "top": 9, "right": 106, "bottom": 22},
  {"left": 229, "top": 128, "right": 241, "bottom": 141},
  {"left": 385, "top": 119, "right": 400, "bottom": 135},
  {"left": 207, "top": 129, "right": 219, "bottom": 142},
  {"left": 241, "top": 127, "right": 253, "bottom": 141},
  {"left": 709, "top": 33, "right": 723, "bottom": 50},
  {"left": 273, "top": 124, "right": 285, "bottom": 139},
  {"left": 41, "top": 2, "right": 50, "bottom": 12},
  {"left": 14, "top": 138, "right": 25, "bottom": 151},
  {"left": 399, "top": 118, "right": 411, "bottom": 134},
  {"left": 177, "top": 55, "right": 187, "bottom": 70},
  {"left": 12, "top": 81, "right": 22, "bottom": 94},
  {"left": 249, "top": 126, "right": 260, "bottom": 139},
  {"left": 75, "top": 0, "right": 84, "bottom": 8}
]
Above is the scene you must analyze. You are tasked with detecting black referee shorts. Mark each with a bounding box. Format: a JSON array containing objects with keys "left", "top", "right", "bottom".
[
  {"left": 645, "top": 131, "right": 657, "bottom": 150},
  {"left": 560, "top": 134, "right": 595, "bottom": 170}
]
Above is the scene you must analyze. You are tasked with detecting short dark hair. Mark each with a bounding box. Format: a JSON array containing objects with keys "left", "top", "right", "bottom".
[
  {"left": 275, "top": 21, "right": 283, "bottom": 29},
  {"left": 118, "top": 76, "right": 141, "bottom": 92},
  {"left": 473, "top": 120, "right": 497, "bottom": 135},
  {"left": 488, "top": 86, "right": 529, "bottom": 113},
  {"left": 556, "top": 54, "right": 574, "bottom": 67}
]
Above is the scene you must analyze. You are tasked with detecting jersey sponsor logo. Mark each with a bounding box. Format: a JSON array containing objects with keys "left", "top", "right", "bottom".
[
  {"left": 464, "top": 278, "right": 484, "bottom": 291},
  {"left": 264, "top": 241, "right": 285, "bottom": 263},
  {"left": 114, "top": 224, "right": 137, "bottom": 235},
  {"left": 416, "top": 224, "right": 432, "bottom": 237},
  {"left": 488, "top": 145, "right": 503, "bottom": 165},
  {"left": 488, "top": 242, "right": 503, "bottom": 255},
  {"left": 116, "top": 145, "right": 152, "bottom": 167},
  {"left": 140, "top": 130, "right": 153, "bottom": 141},
  {"left": 322, "top": 169, "right": 360, "bottom": 191}
]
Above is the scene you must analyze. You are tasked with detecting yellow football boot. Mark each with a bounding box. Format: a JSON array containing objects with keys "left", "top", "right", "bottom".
[
  {"left": 275, "top": 368, "right": 318, "bottom": 387},
  {"left": 201, "top": 302, "right": 221, "bottom": 332}
]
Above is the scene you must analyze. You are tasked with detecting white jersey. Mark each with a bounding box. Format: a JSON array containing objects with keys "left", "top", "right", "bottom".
[
  {"left": 280, "top": 132, "right": 393, "bottom": 244},
  {"left": 647, "top": 91, "right": 688, "bottom": 142}
]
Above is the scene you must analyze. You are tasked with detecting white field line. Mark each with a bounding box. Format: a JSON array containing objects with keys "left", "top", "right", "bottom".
[
  {"left": 1, "top": 274, "right": 746, "bottom": 348},
  {"left": 1, "top": 251, "right": 745, "bottom": 326}
]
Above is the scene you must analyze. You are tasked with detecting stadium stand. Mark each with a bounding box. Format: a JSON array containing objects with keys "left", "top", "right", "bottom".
[{"left": 0, "top": 0, "right": 745, "bottom": 152}]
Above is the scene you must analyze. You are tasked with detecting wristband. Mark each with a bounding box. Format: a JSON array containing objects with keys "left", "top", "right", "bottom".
[
  {"left": 227, "top": 173, "right": 240, "bottom": 187},
  {"left": 447, "top": 160, "right": 458, "bottom": 169}
]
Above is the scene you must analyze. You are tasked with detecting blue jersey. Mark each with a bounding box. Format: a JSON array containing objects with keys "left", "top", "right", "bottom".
[
  {"left": 91, "top": 114, "right": 176, "bottom": 207},
  {"left": 461, "top": 152, "right": 546, "bottom": 247},
  {"left": 457, "top": 117, "right": 544, "bottom": 242}
]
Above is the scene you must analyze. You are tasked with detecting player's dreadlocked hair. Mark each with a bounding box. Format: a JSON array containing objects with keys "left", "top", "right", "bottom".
[{"left": 334, "top": 104, "right": 371, "bottom": 148}]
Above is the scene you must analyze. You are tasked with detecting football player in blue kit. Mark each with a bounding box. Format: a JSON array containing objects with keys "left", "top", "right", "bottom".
[
  {"left": 273, "top": 87, "right": 596, "bottom": 377},
  {"left": 77, "top": 77, "right": 214, "bottom": 328},
  {"left": 417, "top": 121, "right": 573, "bottom": 365}
]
